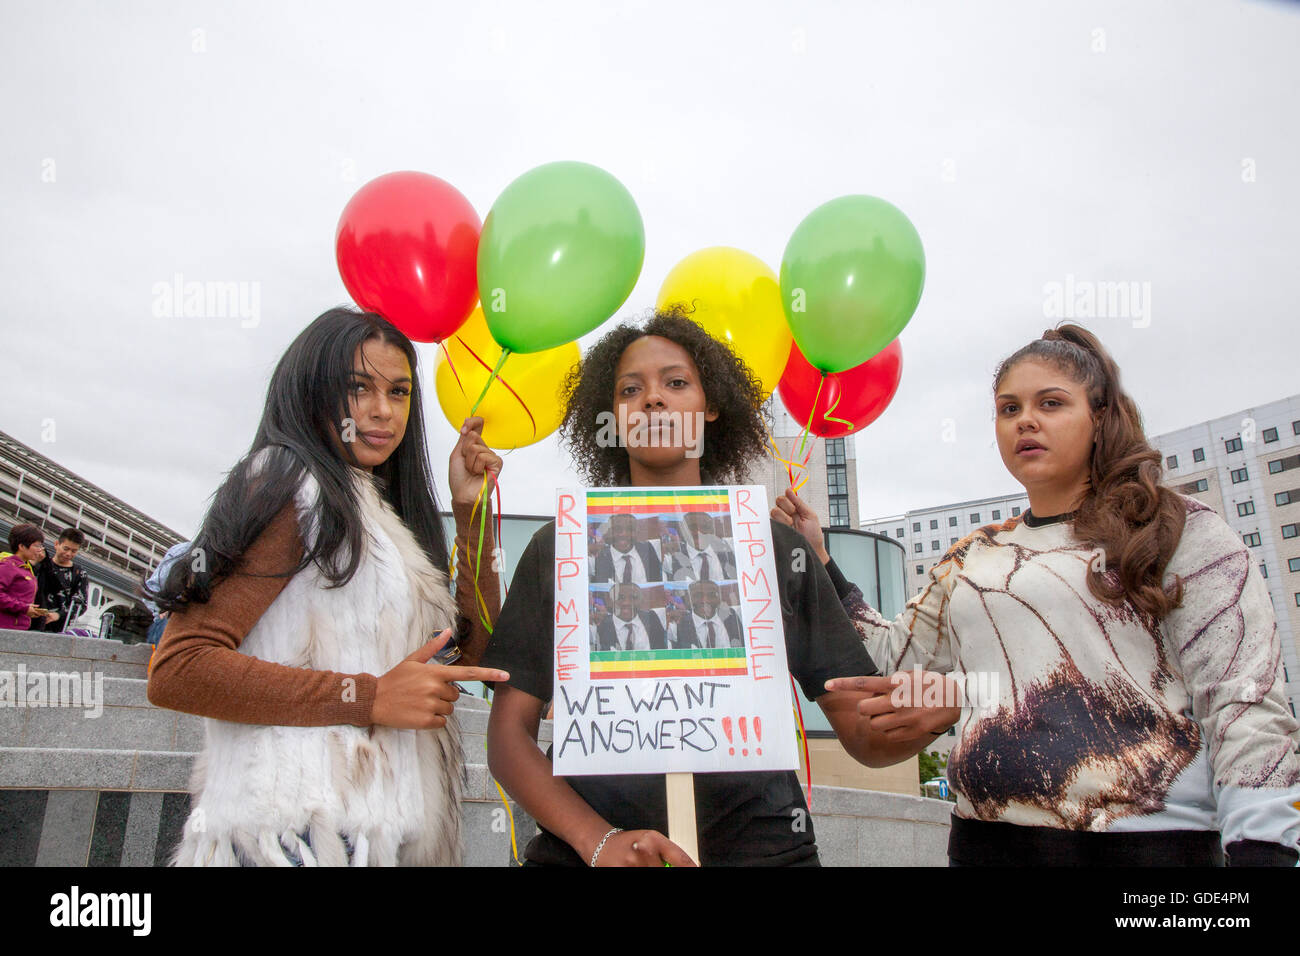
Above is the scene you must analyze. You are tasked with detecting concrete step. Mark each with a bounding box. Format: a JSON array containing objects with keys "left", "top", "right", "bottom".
[
  {"left": 0, "top": 630, "right": 151, "bottom": 680},
  {"left": 0, "top": 747, "right": 518, "bottom": 802},
  {"left": 2, "top": 671, "right": 550, "bottom": 756}
]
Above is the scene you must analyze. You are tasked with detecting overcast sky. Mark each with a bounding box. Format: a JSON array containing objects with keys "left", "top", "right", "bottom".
[{"left": 3, "top": 0, "right": 1297, "bottom": 538}]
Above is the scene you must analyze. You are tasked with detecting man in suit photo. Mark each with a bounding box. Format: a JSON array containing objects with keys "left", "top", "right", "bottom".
[
  {"left": 590, "top": 513, "right": 663, "bottom": 584},
  {"left": 671, "top": 579, "right": 742, "bottom": 649},
  {"left": 595, "top": 582, "right": 668, "bottom": 650},
  {"left": 663, "top": 511, "right": 736, "bottom": 582}
]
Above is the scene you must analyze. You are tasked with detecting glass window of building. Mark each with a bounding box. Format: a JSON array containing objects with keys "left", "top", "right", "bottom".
[
  {"left": 1012, "top": 506, "right": 1021, "bottom": 517},
  {"left": 1283, "top": 524, "right": 1299, "bottom": 540},
  {"left": 1261, "top": 563, "right": 1269, "bottom": 578},
  {"left": 1288, "top": 557, "right": 1300, "bottom": 573},
  {"left": 931, "top": 540, "right": 940, "bottom": 551},
  {"left": 1263, "top": 427, "right": 1279, "bottom": 443},
  {"left": 1243, "top": 532, "right": 1261, "bottom": 547},
  {"left": 1237, "top": 500, "right": 1255, "bottom": 517},
  {"left": 929, "top": 519, "right": 938, "bottom": 530},
  {"left": 992, "top": 509, "right": 1001, "bottom": 520},
  {"left": 948, "top": 516, "right": 957, "bottom": 527},
  {"left": 1166, "top": 455, "right": 1178, "bottom": 470},
  {"left": 949, "top": 537, "right": 957, "bottom": 545},
  {"left": 827, "top": 469, "right": 848, "bottom": 496},
  {"left": 916, "top": 564, "right": 924, "bottom": 575},
  {"left": 1293, "top": 420, "right": 1300, "bottom": 435},
  {"left": 895, "top": 527, "right": 904, "bottom": 538},
  {"left": 970, "top": 512, "right": 980, "bottom": 523},
  {"left": 915, "top": 542, "right": 922, "bottom": 553},
  {"left": 825, "top": 438, "right": 846, "bottom": 465},
  {"left": 1231, "top": 467, "right": 1249, "bottom": 484},
  {"left": 1276, "top": 491, "right": 1293, "bottom": 506},
  {"left": 912, "top": 522, "right": 920, "bottom": 532},
  {"left": 828, "top": 497, "right": 849, "bottom": 527},
  {"left": 1225, "top": 437, "right": 1243, "bottom": 454},
  {"left": 1193, "top": 447, "right": 1205, "bottom": 462}
]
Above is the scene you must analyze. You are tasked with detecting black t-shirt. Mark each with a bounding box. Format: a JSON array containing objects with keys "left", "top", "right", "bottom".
[
  {"left": 481, "top": 518, "right": 878, "bottom": 866},
  {"left": 36, "top": 558, "right": 82, "bottom": 612}
]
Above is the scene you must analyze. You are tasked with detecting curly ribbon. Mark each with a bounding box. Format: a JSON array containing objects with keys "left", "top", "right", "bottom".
[
  {"left": 794, "top": 372, "right": 827, "bottom": 460},
  {"left": 790, "top": 674, "right": 813, "bottom": 810},
  {"left": 491, "top": 767, "right": 522, "bottom": 865},
  {"left": 457, "top": 338, "right": 539, "bottom": 443},
  {"left": 821, "top": 376, "right": 854, "bottom": 432},
  {"left": 467, "top": 346, "right": 512, "bottom": 420},
  {"left": 448, "top": 473, "right": 498, "bottom": 636},
  {"left": 440, "top": 339, "right": 467, "bottom": 399},
  {"left": 764, "top": 424, "right": 814, "bottom": 496}
]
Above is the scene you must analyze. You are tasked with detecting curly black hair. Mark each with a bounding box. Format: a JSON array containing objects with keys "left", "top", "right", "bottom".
[{"left": 558, "top": 306, "right": 772, "bottom": 486}]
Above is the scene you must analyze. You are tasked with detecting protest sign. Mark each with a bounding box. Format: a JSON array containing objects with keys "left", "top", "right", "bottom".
[{"left": 552, "top": 485, "right": 798, "bottom": 776}]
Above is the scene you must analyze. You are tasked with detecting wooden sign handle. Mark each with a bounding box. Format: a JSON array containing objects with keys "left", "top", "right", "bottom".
[{"left": 665, "top": 772, "right": 699, "bottom": 865}]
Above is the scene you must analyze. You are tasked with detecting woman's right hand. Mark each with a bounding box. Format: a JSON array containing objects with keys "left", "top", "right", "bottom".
[
  {"left": 771, "top": 488, "right": 831, "bottom": 564},
  {"left": 372, "top": 628, "right": 508, "bottom": 730},
  {"left": 592, "top": 829, "right": 697, "bottom": 867}
]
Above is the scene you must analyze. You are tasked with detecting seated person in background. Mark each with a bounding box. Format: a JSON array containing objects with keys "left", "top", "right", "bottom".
[
  {"left": 590, "top": 513, "right": 662, "bottom": 584},
  {"left": 595, "top": 582, "right": 667, "bottom": 650},
  {"left": 671, "top": 579, "right": 742, "bottom": 649}
]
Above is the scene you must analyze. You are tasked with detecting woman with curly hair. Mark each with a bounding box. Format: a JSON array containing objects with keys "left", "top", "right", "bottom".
[
  {"left": 483, "top": 307, "right": 959, "bottom": 867},
  {"left": 805, "top": 324, "right": 1300, "bottom": 865}
]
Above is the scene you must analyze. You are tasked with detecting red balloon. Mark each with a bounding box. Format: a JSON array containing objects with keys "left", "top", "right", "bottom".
[
  {"left": 336, "top": 171, "right": 481, "bottom": 343},
  {"left": 777, "top": 338, "right": 903, "bottom": 438}
]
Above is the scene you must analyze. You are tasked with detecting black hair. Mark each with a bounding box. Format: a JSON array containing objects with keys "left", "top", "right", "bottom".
[
  {"left": 8, "top": 523, "right": 43, "bottom": 553},
  {"left": 149, "top": 307, "right": 449, "bottom": 612},
  {"left": 558, "top": 306, "right": 771, "bottom": 486},
  {"left": 57, "top": 528, "right": 86, "bottom": 546}
]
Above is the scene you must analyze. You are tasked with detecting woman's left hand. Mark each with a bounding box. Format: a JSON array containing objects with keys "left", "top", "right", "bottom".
[{"left": 448, "top": 416, "right": 502, "bottom": 506}]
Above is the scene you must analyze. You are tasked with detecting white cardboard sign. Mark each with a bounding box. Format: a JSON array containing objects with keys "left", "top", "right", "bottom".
[{"left": 552, "top": 485, "right": 798, "bottom": 776}]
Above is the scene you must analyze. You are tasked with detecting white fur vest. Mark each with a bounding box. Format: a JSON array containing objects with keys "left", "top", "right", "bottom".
[{"left": 173, "top": 463, "right": 463, "bottom": 866}]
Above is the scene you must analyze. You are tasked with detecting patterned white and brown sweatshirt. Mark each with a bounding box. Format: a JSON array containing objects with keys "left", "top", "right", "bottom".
[{"left": 842, "top": 496, "right": 1300, "bottom": 862}]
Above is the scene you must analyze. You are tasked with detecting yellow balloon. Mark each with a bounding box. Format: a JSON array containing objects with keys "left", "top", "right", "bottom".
[
  {"left": 655, "top": 247, "right": 792, "bottom": 399},
  {"left": 435, "top": 306, "right": 579, "bottom": 449}
]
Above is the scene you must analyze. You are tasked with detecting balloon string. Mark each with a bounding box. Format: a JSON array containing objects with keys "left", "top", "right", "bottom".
[
  {"left": 440, "top": 340, "right": 468, "bottom": 399},
  {"left": 468, "top": 348, "right": 511, "bottom": 418},
  {"left": 795, "top": 373, "right": 827, "bottom": 459},
  {"left": 478, "top": 730, "right": 521, "bottom": 864},
  {"left": 458, "top": 339, "right": 538, "bottom": 440},
  {"left": 763, "top": 424, "right": 812, "bottom": 496},
  {"left": 468, "top": 472, "right": 495, "bottom": 634},
  {"left": 822, "top": 381, "right": 853, "bottom": 431},
  {"left": 448, "top": 473, "right": 499, "bottom": 636},
  {"left": 790, "top": 674, "right": 813, "bottom": 810}
]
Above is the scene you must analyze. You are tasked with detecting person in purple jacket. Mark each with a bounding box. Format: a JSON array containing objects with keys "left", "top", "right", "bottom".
[{"left": 0, "top": 524, "right": 52, "bottom": 630}]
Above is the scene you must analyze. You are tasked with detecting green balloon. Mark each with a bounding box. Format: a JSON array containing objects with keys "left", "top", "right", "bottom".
[
  {"left": 478, "top": 161, "right": 645, "bottom": 354},
  {"left": 780, "top": 195, "right": 925, "bottom": 373}
]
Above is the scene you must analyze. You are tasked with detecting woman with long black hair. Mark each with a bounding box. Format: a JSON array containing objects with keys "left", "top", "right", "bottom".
[
  {"left": 147, "top": 306, "right": 508, "bottom": 866},
  {"left": 792, "top": 324, "right": 1300, "bottom": 865}
]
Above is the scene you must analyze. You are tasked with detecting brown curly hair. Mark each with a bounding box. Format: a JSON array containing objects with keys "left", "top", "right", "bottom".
[
  {"left": 559, "top": 306, "right": 772, "bottom": 486},
  {"left": 994, "top": 323, "right": 1186, "bottom": 621}
]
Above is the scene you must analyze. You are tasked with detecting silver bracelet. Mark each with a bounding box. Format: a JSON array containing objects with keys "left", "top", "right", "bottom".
[{"left": 589, "top": 828, "right": 623, "bottom": 867}]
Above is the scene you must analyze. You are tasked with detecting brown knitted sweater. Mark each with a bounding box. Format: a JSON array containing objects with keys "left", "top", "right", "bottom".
[{"left": 147, "top": 500, "right": 499, "bottom": 727}]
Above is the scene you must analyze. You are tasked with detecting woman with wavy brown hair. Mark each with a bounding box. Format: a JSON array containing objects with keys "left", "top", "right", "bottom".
[{"left": 801, "top": 323, "right": 1300, "bottom": 865}]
